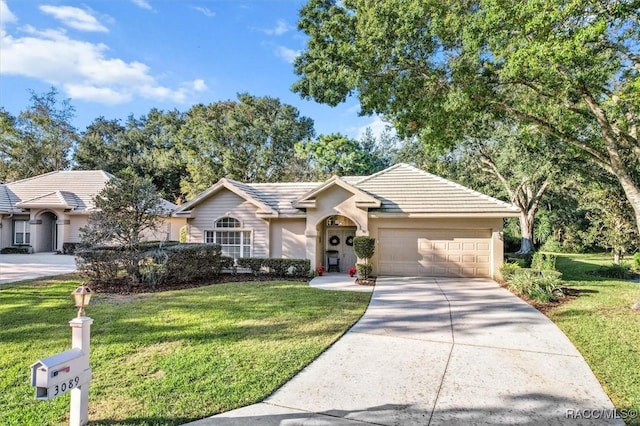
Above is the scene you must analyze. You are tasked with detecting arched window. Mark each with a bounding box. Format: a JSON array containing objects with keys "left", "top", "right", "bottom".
[{"left": 204, "top": 217, "right": 251, "bottom": 260}]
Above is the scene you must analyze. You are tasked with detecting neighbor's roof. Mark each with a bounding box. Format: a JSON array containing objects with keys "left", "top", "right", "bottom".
[
  {"left": 0, "top": 170, "right": 178, "bottom": 215},
  {"left": 174, "top": 163, "right": 520, "bottom": 217}
]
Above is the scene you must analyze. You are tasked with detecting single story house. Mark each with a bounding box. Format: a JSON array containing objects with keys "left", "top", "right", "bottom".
[
  {"left": 0, "top": 170, "right": 182, "bottom": 253},
  {"left": 174, "top": 163, "right": 520, "bottom": 278}
]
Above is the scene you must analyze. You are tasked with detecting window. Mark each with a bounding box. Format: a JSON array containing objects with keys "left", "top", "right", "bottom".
[
  {"left": 14, "top": 220, "right": 30, "bottom": 245},
  {"left": 205, "top": 217, "right": 251, "bottom": 260}
]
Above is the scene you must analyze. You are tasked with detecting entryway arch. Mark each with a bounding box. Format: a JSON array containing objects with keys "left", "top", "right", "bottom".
[{"left": 36, "top": 211, "right": 58, "bottom": 252}]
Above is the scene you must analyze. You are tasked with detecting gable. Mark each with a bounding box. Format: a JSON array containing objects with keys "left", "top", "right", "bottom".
[
  {"left": 175, "top": 178, "right": 277, "bottom": 218},
  {"left": 293, "top": 176, "right": 380, "bottom": 209}
]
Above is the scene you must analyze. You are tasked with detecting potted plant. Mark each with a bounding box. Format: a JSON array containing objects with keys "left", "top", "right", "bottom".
[
  {"left": 348, "top": 266, "right": 357, "bottom": 278},
  {"left": 316, "top": 265, "right": 325, "bottom": 276},
  {"left": 353, "top": 236, "right": 376, "bottom": 285}
]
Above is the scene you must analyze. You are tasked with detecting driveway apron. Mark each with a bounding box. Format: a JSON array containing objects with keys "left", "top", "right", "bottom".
[
  {"left": 0, "top": 253, "right": 77, "bottom": 284},
  {"left": 186, "top": 277, "right": 622, "bottom": 425}
]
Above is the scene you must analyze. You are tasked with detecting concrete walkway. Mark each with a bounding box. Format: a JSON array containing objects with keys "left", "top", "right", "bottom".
[
  {"left": 0, "top": 253, "right": 77, "bottom": 284},
  {"left": 186, "top": 277, "right": 621, "bottom": 425}
]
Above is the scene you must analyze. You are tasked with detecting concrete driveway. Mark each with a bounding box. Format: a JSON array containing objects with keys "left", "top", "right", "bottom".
[
  {"left": 0, "top": 253, "right": 77, "bottom": 284},
  {"left": 187, "top": 277, "right": 622, "bottom": 425}
]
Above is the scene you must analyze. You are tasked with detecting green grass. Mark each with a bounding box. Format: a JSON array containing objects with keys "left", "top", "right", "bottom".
[
  {"left": 0, "top": 275, "right": 371, "bottom": 425},
  {"left": 549, "top": 253, "right": 640, "bottom": 425}
]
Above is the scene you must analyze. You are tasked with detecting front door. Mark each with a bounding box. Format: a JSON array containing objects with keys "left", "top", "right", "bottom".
[{"left": 326, "top": 228, "right": 356, "bottom": 272}]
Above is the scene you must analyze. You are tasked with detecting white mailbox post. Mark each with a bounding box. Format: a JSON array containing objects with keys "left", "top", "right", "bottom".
[{"left": 30, "top": 284, "right": 94, "bottom": 426}]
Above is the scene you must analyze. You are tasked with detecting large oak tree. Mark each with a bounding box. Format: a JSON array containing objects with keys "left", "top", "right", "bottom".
[{"left": 293, "top": 0, "right": 640, "bottom": 234}]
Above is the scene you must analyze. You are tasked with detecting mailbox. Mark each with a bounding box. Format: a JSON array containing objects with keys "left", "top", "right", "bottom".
[{"left": 31, "top": 348, "right": 91, "bottom": 400}]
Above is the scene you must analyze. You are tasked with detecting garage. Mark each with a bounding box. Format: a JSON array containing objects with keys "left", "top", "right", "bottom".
[{"left": 377, "top": 228, "right": 492, "bottom": 277}]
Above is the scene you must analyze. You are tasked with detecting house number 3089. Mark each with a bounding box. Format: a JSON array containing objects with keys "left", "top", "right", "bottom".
[{"left": 53, "top": 377, "right": 80, "bottom": 396}]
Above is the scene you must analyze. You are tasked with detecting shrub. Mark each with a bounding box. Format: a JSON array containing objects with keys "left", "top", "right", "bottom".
[
  {"left": 353, "top": 236, "right": 376, "bottom": 280},
  {"left": 162, "top": 244, "right": 229, "bottom": 283},
  {"left": 237, "top": 258, "right": 311, "bottom": 277},
  {"left": 353, "top": 236, "right": 376, "bottom": 260},
  {"left": 633, "top": 252, "right": 640, "bottom": 271},
  {"left": 531, "top": 252, "right": 557, "bottom": 271},
  {"left": 356, "top": 263, "right": 372, "bottom": 280},
  {"left": 500, "top": 262, "right": 521, "bottom": 281},
  {"left": 237, "top": 257, "right": 266, "bottom": 276},
  {"left": 506, "top": 268, "right": 563, "bottom": 303},
  {"left": 593, "top": 263, "right": 632, "bottom": 279},
  {"left": 76, "top": 247, "right": 125, "bottom": 284},
  {"left": 62, "top": 242, "right": 79, "bottom": 255},
  {"left": 77, "top": 243, "right": 230, "bottom": 287},
  {"left": 179, "top": 225, "right": 188, "bottom": 243},
  {"left": 0, "top": 246, "right": 32, "bottom": 254},
  {"left": 505, "top": 252, "right": 533, "bottom": 268}
]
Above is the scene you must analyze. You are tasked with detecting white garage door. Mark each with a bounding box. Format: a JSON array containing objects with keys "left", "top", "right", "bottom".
[{"left": 378, "top": 228, "right": 492, "bottom": 277}]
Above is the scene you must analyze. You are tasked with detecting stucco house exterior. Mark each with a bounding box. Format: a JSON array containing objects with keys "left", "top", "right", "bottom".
[
  {"left": 174, "top": 163, "right": 520, "bottom": 278},
  {"left": 0, "top": 170, "right": 182, "bottom": 253}
]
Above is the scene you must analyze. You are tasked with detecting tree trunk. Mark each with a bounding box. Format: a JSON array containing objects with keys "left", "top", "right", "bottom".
[
  {"left": 516, "top": 212, "right": 535, "bottom": 254},
  {"left": 613, "top": 250, "right": 621, "bottom": 265},
  {"left": 616, "top": 173, "right": 640, "bottom": 237}
]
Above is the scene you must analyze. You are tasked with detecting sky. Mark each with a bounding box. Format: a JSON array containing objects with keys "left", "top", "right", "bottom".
[{"left": 0, "top": 0, "right": 388, "bottom": 139}]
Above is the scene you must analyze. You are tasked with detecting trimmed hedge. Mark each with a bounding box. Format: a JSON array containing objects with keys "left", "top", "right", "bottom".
[
  {"left": 161, "top": 243, "right": 232, "bottom": 283},
  {"left": 237, "top": 257, "right": 311, "bottom": 278},
  {"left": 76, "top": 243, "right": 231, "bottom": 287},
  {"left": 0, "top": 246, "right": 32, "bottom": 254},
  {"left": 76, "top": 244, "right": 310, "bottom": 288},
  {"left": 62, "top": 242, "right": 80, "bottom": 255}
]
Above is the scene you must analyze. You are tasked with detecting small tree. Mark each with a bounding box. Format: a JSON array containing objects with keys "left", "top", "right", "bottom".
[
  {"left": 353, "top": 236, "right": 376, "bottom": 280},
  {"left": 79, "top": 173, "right": 165, "bottom": 282}
]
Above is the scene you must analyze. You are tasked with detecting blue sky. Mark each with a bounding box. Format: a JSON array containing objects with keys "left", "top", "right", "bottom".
[{"left": 0, "top": 0, "right": 387, "bottom": 139}]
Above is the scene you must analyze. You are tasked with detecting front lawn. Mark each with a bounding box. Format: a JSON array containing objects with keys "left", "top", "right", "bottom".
[
  {"left": 549, "top": 254, "right": 640, "bottom": 425},
  {"left": 0, "top": 275, "right": 370, "bottom": 426}
]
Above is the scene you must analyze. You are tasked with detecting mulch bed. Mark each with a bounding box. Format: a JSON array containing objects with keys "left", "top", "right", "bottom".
[
  {"left": 355, "top": 277, "right": 376, "bottom": 286},
  {"left": 497, "top": 280, "right": 580, "bottom": 315}
]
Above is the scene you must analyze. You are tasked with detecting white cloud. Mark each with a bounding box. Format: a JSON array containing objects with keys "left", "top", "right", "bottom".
[
  {"left": 132, "top": 0, "right": 152, "bottom": 10},
  {"left": 65, "top": 83, "right": 132, "bottom": 105},
  {"left": 264, "top": 20, "right": 291, "bottom": 36},
  {"left": 40, "top": 5, "right": 108, "bottom": 32},
  {"left": 357, "top": 116, "right": 395, "bottom": 140},
  {"left": 191, "top": 79, "right": 207, "bottom": 92},
  {"left": 275, "top": 46, "right": 299, "bottom": 64},
  {"left": 1, "top": 22, "right": 205, "bottom": 105},
  {"left": 0, "top": 0, "right": 17, "bottom": 28},
  {"left": 192, "top": 6, "right": 215, "bottom": 17}
]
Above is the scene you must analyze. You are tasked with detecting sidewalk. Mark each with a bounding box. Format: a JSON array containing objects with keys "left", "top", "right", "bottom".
[{"left": 185, "top": 277, "right": 621, "bottom": 425}]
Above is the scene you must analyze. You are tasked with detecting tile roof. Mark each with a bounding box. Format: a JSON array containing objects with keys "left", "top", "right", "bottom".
[
  {"left": 176, "top": 163, "right": 520, "bottom": 217},
  {"left": 1, "top": 170, "right": 178, "bottom": 214},
  {"left": 354, "top": 163, "right": 520, "bottom": 215}
]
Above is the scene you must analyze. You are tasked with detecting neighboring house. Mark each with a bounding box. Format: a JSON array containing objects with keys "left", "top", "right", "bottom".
[
  {"left": 174, "top": 163, "right": 520, "bottom": 278},
  {"left": 0, "top": 171, "right": 182, "bottom": 253}
]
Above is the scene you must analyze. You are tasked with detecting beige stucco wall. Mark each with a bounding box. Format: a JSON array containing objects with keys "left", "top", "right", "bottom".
[
  {"left": 303, "top": 185, "right": 371, "bottom": 267},
  {"left": 368, "top": 217, "right": 504, "bottom": 278},
  {"left": 140, "top": 216, "right": 186, "bottom": 242},
  {"left": 269, "top": 218, "right": 306, "bottom": 258},
  {"left": 186, "top": 190, "right": 269, "bottom": 257}
]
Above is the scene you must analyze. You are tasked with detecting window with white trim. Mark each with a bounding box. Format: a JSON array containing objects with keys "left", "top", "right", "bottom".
[
  {"left": 204, "top": 217, "right": 251, "bottom": 260},
  {"left": 14, "top": 220, "right": 30, "bottom": 245}
]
